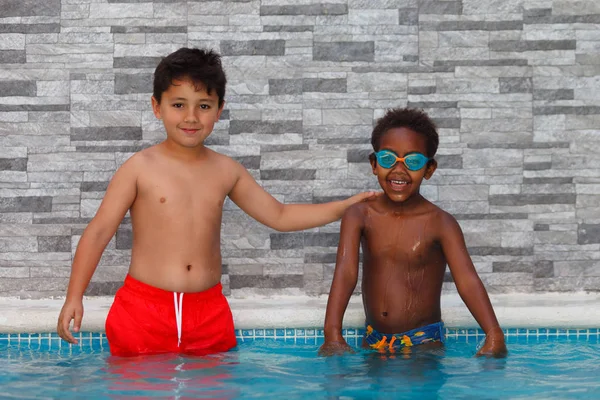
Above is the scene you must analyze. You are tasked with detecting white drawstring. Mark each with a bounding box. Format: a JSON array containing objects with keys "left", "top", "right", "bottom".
[{"left": 173, "top": 292, "right": 183, "bottom": 346}]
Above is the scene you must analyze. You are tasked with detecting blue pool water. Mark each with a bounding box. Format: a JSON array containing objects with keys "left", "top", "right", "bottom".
[{"left": 1, "top": 331, "right": 599, "bottom": 399}]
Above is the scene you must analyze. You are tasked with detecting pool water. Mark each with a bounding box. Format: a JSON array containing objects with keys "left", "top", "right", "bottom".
[{"left": 1, "top": 334, "right": 599, "bottom": 399}]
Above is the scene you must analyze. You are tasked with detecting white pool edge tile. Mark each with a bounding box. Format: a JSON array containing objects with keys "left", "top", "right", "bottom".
[{"left": 1, "top": 292, "right": 600, "bottom": 333}]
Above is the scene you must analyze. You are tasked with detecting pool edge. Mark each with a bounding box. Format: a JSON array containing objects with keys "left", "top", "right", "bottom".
[{"left": 1, "top": 292, "right": 600, "bottom": 333}]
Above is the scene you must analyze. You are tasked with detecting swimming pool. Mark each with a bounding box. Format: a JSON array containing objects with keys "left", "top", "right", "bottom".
[{"left": 1, "top": 328, "right": 599, "bottom": 399}]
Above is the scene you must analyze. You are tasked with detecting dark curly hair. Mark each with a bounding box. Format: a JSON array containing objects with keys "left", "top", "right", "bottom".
[
  {"left": 153, "top": 47, "right": 227, "bottom": 107},
  {"left": 371, "top": 108, "right": 439, "bottom": 158}
]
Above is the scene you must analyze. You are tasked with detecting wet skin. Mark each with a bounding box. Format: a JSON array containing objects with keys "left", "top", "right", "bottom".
[
  {"left": 320, "top": 127, "right": 507, "bottom": 358},
  {"left": 360, "top": 197, "right": 446, "bottom": 334}
]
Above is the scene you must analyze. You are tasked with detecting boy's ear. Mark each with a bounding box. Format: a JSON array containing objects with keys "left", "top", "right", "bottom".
[
  {"left": 216, "top": 100, "right": 226, "bottom": 121},
  {"left": 151, "top": 96, "right": 161, "bottom": 119},
  {"left": 424, "top": 159, "right": 437, "bottom": 180},
  {"left": 369, "top": 152, "right": 377, "bottom": 175}
]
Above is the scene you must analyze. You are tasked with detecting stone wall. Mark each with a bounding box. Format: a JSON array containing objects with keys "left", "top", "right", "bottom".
[{"left": 1, "top": 0, "right": 599, "bottom": 297}]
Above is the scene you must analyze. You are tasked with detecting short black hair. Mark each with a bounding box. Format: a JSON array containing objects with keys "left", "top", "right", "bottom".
[
  {"left": 153, "top": 47, "right": 227, "bottom": 107},
  {"left": 371, "top": 108, "right": 439, "bottom": 158}
]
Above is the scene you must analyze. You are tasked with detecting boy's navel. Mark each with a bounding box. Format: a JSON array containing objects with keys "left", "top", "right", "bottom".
[{"left": 160, "top": 197, "right": 166, "bottom": 203}]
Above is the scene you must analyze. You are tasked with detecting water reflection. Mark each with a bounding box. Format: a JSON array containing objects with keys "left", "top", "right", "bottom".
[
  {"left": 104, "top": 352, "right": 240, "bottom": 399},
  {"left": 321, "top": 344, "right": 448, "bottom": 399}
]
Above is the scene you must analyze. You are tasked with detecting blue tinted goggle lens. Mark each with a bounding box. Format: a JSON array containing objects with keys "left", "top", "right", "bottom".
[{"left": 375, "top": 151, "right": 429, "bottom": 171}]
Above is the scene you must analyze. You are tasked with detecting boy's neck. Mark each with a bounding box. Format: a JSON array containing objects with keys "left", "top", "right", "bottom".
[
  {"left": 380, "top": 193, "right": 427, "bottom": 213},
  {"left": 159, "top": 139, "right": 208, "bottom": 161}
]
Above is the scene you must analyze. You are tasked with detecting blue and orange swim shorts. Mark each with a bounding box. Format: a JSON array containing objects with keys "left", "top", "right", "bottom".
[{"left": 364, "top": 321, "right": 445, "bottom": 352}]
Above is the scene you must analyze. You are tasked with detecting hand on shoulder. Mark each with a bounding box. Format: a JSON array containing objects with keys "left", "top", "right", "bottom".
[{"left": 346, "top": 191, "right": 382, "bottom": 205}]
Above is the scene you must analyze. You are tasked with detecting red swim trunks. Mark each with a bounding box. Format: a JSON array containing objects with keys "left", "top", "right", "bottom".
[{"left": 105, "top": 274, "right": 237, "bottom": 357}]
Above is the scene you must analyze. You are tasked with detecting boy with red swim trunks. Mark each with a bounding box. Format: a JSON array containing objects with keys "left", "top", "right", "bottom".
[{"left": 56, "top": 47, "right": 378, "bottom": 356}]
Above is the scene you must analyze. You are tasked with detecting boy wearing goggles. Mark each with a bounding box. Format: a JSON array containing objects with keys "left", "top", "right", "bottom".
[{"left": 319, "top": 108, "right": 507, "bottom": 358}]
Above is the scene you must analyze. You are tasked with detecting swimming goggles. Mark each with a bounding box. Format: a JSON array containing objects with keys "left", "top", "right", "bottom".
[{"left": 374, "top": 150, "right": 430, "bottom": 171}]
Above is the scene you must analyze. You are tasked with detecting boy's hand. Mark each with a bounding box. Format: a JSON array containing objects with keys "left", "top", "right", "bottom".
[
  {"left": 57, "top": 299, "right": 84, "bottom": 344},
  {"left": 476, "top": 327, "right": 507, "bottom": 358},
  {"left": 318, "top": 339, "right": 355, "bottom": 357}
]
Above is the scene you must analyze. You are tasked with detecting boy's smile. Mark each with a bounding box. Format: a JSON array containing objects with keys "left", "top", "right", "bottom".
[
  {"left": 370, "top": 127, "right": 436, "bottom": 204},
  {"left": 151, "top": 78, "right": 224, "bottom": 149}
]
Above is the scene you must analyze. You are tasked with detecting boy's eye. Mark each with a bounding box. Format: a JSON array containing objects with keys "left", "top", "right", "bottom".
[
  {"left": 199, "top": 104, "right": 210, "bottom": 109},
  {"left": 173, "top": 103, "right": 183, "bottom": 108},
  {"left": 405, "top": 156, "right": 420, "bottom": 167},
  {"left": 380, "top": 153, "right": 396, "bottom": 163}
]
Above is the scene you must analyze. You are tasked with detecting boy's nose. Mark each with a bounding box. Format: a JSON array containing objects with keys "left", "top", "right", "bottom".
[
  {"left": 184, "top": 111, "right": 198, "bottom": 122},
  {"left": 392, "top": 161, "right": 407, "bottom": 172}
]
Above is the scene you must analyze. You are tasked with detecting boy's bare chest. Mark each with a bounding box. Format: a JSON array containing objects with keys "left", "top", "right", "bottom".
[
  {"left": 362, "top": 214, "right": 441, "bottom": 264},
  {"left": 135, "top": 165, "right": 233, "bottom": 212}
]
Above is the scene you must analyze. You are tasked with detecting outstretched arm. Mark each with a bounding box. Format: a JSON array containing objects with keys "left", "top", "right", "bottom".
[
  {"left": 440, "top": 214, "right": 507, "bottom": 358},
  {"left": 228, "top": 163, "right": 377, "bottom": 232},
  {"left": 57, "top": 156, "right": 139, "bottom": 344},
  {"left": 318, "top": 205, "right": 363, "bottom": 356}
]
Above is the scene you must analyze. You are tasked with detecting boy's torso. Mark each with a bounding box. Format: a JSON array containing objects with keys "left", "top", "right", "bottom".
[
  {"left": 126, "top": 145, "right": 237, "bottom": 293},
  {"left": 359, "top": 199, "right": 448, "bottom": 334}
]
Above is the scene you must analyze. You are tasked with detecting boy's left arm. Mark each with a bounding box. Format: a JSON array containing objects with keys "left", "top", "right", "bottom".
[
  {"left": 439, "top": 214, "right": 508, "bottom": 358},
  {"left": 228, "top": 163, "right": 378, "bottom": 231}
]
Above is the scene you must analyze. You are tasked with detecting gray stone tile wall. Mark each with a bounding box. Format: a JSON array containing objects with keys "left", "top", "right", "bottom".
[{"left": 0, "top": 0, "right": 599, "bottom": 297}]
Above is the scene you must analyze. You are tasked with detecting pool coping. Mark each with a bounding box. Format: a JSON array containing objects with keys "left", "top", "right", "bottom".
[{"left": 1, "top": 292, "right": 600, "bottom": 333}]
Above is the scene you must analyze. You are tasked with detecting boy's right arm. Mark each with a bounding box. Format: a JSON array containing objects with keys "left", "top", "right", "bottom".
[
  {"left": 57, "top": 157, "right": 139, "bottom": 344},
  {"left": 318, "top": 205, "right": 363, "bottom": 357},
  {"left": 227, "top": 161, "right": 378, "bottom": 232}
]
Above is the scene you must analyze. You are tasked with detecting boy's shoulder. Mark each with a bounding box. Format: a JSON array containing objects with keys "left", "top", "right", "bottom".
[
  {"left": 420, "top": 200, "right": 457, "bottom": 224},
  {"left": 343, "top": 198, "right": 374, "bottom": 220},
  {"left": 203, "top": 148, "right": 247, "bottom": 179},
  {"left": 116, "top": 146, "right": 154, "bottom": 171},
  {"left": 116, "top": 145, "right": 179, "bottom": 176},
  {"left": 126, "top": 144, "right": 160, "bottom": 163},
  {"left": 206, "top": 147, "right": 239, "bottom": 164},
  {"left": 421, "top": 202, "right": 464, "bottom": 236}
]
